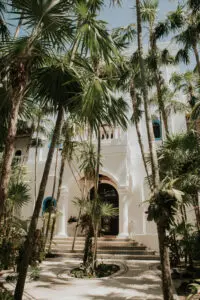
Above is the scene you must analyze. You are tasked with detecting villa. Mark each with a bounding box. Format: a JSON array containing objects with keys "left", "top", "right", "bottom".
[{"left": 14, "top": 63, "right": 188, "bottom": 252}]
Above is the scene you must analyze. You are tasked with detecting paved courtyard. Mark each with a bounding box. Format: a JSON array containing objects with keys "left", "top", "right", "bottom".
[{"left": 4, "top": 259, "right": 169, "bottom": 300}]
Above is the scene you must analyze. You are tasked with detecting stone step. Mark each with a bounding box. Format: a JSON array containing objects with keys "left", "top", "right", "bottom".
[
  {"left": 52, "top": 239, "right": 139, "bottom": 245},
  {"left": 50, "top": 237, "right": 159, "bottom": 261},
  {"left": 51, "top": 249, "right": 155, "bottom": 255},
  {"left": 53, "top": 237, "right": 131, "bottom": 242},
  {"left": 49, "top": 251, "right": 159, "bottom": 261},
  {"left": 52, "top": 241, "right": 141, "bottom": 247},
  {"left": 51, "top": 245, "right": 147, "bottom": 251}
]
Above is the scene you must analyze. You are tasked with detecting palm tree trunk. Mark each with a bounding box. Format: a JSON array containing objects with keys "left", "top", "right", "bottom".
[
  {"left": 0, "top": 89, "right": 25, "bottom": 218},
  {"left": 34, "top": 117, "right": 41, "bottom": 206},
  {"left": 92, "top": 129, "right": 101, "bottom": 270},
  {"left": 192, "top": 42, "right": 200, "bottom": 78},
  {"left": 92, "top": 225, "right": 98, "bottom": 272},
  {"left": 48, "top": 150, "right": 66, "bottom": 253},
  {"left": 14, "top": 105, "right": 64, "bottom": 300},
  {"left": 136, "top": 1, "right": 174, "bottom": 299},
  {"left": 157, "top": 223, "right": 174, "bottom": 300},
  {"left": 83, "top": 224, "right": 93, "bottom": 266},
  {"left": 71, "top": 168, "right": 88, "bottom": 252},
  {"left": 44, "top": 148, "right": 59, "bottom": 251},
  {"left": 95, "top": 128, "right": 101, "bottom": 193},
  {"left": 193, "top": 194, "right": 200, "bottom": 231},
  {"left": 149, "top": 33, "right": 169, "bottom": 136},
  {"left": 130, "top": 79, "right": 152, "bottom": 190},
  {"left": 136, "top": 0, "right": 160, "bottom": 190},
  {"left": 155, "top": 74, "right": 169, "bottom": 135}
]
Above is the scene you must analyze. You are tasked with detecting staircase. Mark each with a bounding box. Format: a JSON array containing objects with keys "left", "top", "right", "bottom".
[{"left": 50, "top": 237, "right": 159, "bottom": 261}]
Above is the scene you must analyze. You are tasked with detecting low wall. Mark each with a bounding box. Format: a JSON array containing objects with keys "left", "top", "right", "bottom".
[{"left": 132, "top": 234, "right": 159, "bottom": 252}]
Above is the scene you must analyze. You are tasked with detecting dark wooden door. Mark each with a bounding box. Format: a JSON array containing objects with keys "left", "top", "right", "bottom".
[{"left": 90, "top": 183, "right": 119, "bottom": 235}]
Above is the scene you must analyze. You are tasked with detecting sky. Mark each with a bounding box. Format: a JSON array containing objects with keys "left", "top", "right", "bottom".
[
  {"left": 100, "top": 0, "right": 178, "bottom": 29},
  {"left": 100, "top": 0, "right": 194, "bottom": 71}
]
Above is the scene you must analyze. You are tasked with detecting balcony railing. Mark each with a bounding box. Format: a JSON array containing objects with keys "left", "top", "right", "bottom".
[{"left": 73, "top": 126, "right": 123, "bottom": 143}]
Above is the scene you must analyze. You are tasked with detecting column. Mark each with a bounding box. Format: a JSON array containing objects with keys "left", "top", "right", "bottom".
[
  {"left": 55, "top": 186, "right": 68, "bottom": 237},
  {"left": 118, "top": 189, "right": 129, "bottom": 238}
]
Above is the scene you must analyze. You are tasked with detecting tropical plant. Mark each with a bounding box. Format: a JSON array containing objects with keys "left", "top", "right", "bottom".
[
  {"left": 0, "top": 0, "right": 74, "bottom": 221},
  {"left": 170, "top": 71, "right": 199, "bottom": 110},
  {"left": 14, "top": 58, "right": 83, "bottom": 299},
  {"left": 158, "top": 132, "right": 200, "bottom": 230},
  {"left": 31, "top": 105, "right": 53, "bottom": 204},
  {"left": 141, "top": 0, "right": 175, "bottom": 135},
  {"left": 135, "top": 1, "right": 174, "bottom": 299}
]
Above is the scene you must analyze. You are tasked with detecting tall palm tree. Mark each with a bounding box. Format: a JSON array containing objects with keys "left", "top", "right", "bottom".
[
  {"left": 14, "top": 58, "right": 83, "bottom": 300},
  {"left": 141, "top": 0, "right": 175, "bottom": 135},
  {"left": 170, "top": 71, "right": 199, "bottom": 110},
  {"left": 48, "top": 120, "right": 77, "bottom": 253},
  {"left": 136, "top": 0, "right": 160, "bottom": 190},
  {"left": 135, "top": 1, "right": 174, "bottom": 299},
  {"left": 0, "top": 0, "right": 74, "bottom": 219},
  {"left": 150, "top": 86, "right": 188, "bottom": 119},
  {"left": 155, "top": 3, "right": 200, "bottom": 77},
  {"left": 31, "top": 105, "right": 53, "bottom": 205}
]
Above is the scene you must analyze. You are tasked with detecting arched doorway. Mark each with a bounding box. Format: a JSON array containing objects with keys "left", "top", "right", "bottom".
[{"left": 90, "top": 183, "right": 119, "bottom": 236}]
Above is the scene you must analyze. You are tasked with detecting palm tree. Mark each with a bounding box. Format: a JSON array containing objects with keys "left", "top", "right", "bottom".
[
  {"left": 114, "top": 54, "right": 153, "bottom": 189},
  {"left": 0, "top": 0, "right": 74, "bottom": 219},
  {"left": 31, "top": 105, "right": 53, "bottom": 205},
  {"left": 141, "top": 0, "right": 176, "bottom": 135},
  {"left": 135, "top": 1, "right": 174, "bottom": 299},
  {"left": 158, "top": 132, "right": 200, "bottom": 231},
  {"left": 14, "top": 58, "right": 83, "bottom": 300},
  {"left": 170, "top": 71, "right": 199, "bottom": 110},
  {"left": 136, "top": 0, "right": 160, "bottom": 190},
  {"left": 155, "top": 2, "right": 200, "bottom": 77},
  {"left": 147, "top": 178, "right": 183, "bottom": 299},
  {"left": 174, "top": 14, "right": 200, "bottom": 76},
  {"left": 48, "top": 121, "right": 77, "bottom": 253},
  {"left": 43, "top": 147, "right": 59, "bottom": 251},
  {"left": 150, "top": 86, "right": 188, "bottom": 119}
]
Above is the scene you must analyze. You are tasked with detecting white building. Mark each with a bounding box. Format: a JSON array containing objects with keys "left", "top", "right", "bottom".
[{"left": 15, "top": 65, "right": 188, "bottom": 252}]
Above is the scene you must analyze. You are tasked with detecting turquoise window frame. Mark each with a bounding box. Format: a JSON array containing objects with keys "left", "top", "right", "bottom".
[
  {"left": 152, "top": 120, "right": 162, "bottom": 141},
  {"left": 42, "top": 197, "right": 56, "bottom": 214}
]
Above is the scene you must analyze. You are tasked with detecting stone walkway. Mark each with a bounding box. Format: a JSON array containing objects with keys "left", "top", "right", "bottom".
[{"left": 5, "top": 259, "right": 168, "bottom": 300}]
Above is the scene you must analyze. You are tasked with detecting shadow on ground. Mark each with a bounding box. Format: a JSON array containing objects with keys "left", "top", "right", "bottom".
[{"left": 24, "top": 260, "right": 163, "bottom": 300}]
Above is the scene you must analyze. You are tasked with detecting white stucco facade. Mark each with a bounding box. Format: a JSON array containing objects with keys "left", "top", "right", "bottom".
[{"left": 15, "top": 65, "right": 190, "bottom": 252}]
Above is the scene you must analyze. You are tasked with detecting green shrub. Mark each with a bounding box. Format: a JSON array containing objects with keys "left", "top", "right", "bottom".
[{"left": 0, "top": 288, "right": 13, "bottom": 300}]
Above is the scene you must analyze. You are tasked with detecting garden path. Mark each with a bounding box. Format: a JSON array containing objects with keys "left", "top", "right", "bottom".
[{"left": 11, "top": 259, "right": 168, "bottom": 300}]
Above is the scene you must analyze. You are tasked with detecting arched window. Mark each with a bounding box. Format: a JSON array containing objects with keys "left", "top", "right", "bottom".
[
  {"left": 15, "top": 150, "right": 22, "bottom": 157},
  {"left": 152, "top": 120, "right": 162, "bottom": 140},
  {"left": 42, "top": 197, "right": 56, "bottom": 214}
]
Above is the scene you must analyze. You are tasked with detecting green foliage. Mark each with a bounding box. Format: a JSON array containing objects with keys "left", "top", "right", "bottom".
[
  {"left": 147, "top": 183, "right": 183, "bottom": 228},
  {"left": 29, "top": 266, "right": 41, "bottom": 281},
  {"left": 0, "top": 289, "right": 13, "bottom": 300},
  {"left": 78, "top": 142, "right": 97, "bottom": 181}
]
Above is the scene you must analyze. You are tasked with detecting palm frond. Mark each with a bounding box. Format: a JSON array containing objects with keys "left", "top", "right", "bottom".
[{"left": 8, "top": 181, "right": 30, "bottom": 209}]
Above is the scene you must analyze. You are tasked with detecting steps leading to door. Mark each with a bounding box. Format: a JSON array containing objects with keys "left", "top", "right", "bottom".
[{"left": 49, "top": 237, "right": 159, "bottom": 261}]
